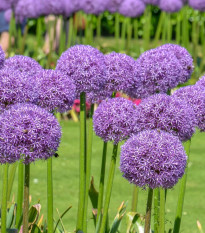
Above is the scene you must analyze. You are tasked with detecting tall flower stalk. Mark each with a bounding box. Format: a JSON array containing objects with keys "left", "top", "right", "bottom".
[
  {"left": 1, "top": 163, "right": 8, "bottom": 233},
  {"left": 23, "top": 164, "right": 30, "bottom": 233},
  {"left": 47, "top": 157, "right": 53, "bottom": 233},
  {"left": 144, "top": 188, "right": 153, "bottom": 233}
]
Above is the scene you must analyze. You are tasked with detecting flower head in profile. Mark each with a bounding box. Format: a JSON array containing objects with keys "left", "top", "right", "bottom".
[
  {"left": 93, "top": 97, "right": 138, "bottom": 144},
  {"left": 36, "top": 69, "right": 76, "bottom": 113},
  {"left": 134, "top": 94, "right": 196, "bottom": 141},
  {"left": 188, "top": 0, "right": 205, "bottom": 11},
  {"left": 56, "top": 45, "right": 106, "bottom": 96},
  {"left": 159, "top": 0, "right": 183, "bottom": 12},
  {"left": 120, "top": 129, "right": 187, "bottom": 189},
  {"left": 0, "top": 103, "right": 62, "bottom": 164},
  {"left": 119, "top": 0, "right": 145, "bottom": 17}
]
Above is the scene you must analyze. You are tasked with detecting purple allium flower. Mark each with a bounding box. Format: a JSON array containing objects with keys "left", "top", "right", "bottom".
[
  {"left": 4, "top": 55, "right": 43, "bottom": 76},
  {"left": 120, "top": 129, "right": 187, "bottom": 189},
  {"left": 129, "top": 46, "right": 183, "bottom": 99},
  {"left": 62, "top": 0, "right": 80, "bottom": 17},
  {"left": 0, "top": 46, "right": 5, "bottom": 69},
  {"left": 36, "top": 69, "right": 76, "bottom": 113},
  {"left": 0, "top": 1, "right": 11, "bottom": 11},
  {"left": 4, "top": 9, "right": 12, "bottom": 23},
  {"left": 134, "top": 94, "right": 196, "bottom": 141},
  {"left": 0, "top": 103, "right": 61, "bottom": 164},
  {"left": 188, "top": 0, "right": 205, "bottom": 11},
  {"left": 195, "top": 75, "right": 205, "bottom": 88},
  {"left": 173, "top": 85, "right": 205, "bottom": 132},
  {"left": 159, "top": 44, "right": 193, "bottom": 84},
  {"left": 142, "top": 0, "right": 159, "bottom": 5},
  {"left": 106, "top": 0, "right": 124, "bottom": 13},
  {"left": 0, "top": 68, "right": 39, "bottom": 113},
  {"left": 79, "top": 0, "right": 110, "bottom": 15},
  {"left": 86, "top": 89, "right": 112, "bottom": 104},
  {"left": 118, "top": 0, "right": 145, "bottom": 17},
  {"left": 159, "top": 0, "right": 183, "bottom": 12},
  {"left": 93, "top": 97, "right": 137, "bottom": 144},
  {"left": 104, "top": 52, "right": 136, "bottom": 93},
  {"left": 56, "top": 45, "right": 106, "bottom": 96}
]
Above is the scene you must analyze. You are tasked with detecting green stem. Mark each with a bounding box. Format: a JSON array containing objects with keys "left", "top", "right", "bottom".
[
  {"left": 67, "top": 16, "right": 73, "bottom": 48},
  {"left": 144, "top": 188, "right": 153, "bottom": 233},
  {"left": 126, "top": 17, "right": 132, "bottom": 54},
  {"left": 96, "top": 142, "right": 108, "bottom": 224},
  {"left": 23, "top": 164, "right": 30, "bottom": 233},
  {"left": 16, "top": 161, "right": 24, "bottom": 229},
  {"left": 121, "top": 17, "right": 127, "bottom": 51},
  {"left": 7, "top": 162, "right": 17, "bottom": 202},
  {"left": 59, "top": 16, "right": 66, "bottom": 56},
  {"left": 154, "top": 11, "right": 165, "bottom": 46},
  {"left": 8, "top": 11, "right": 16, "bottom": 55},
  {"left": 76, "top": 92, "right": 87, "bottom": 231},
  {"left": 154, "top": 188, "right": 160, "bottom": 233},
  {"left": 115, "top": 13, "right": 120, "bottom": 51},
  {"left": 20, "top": 25, "right": 28, "bottom": 55},
  {"left": 97, "top": 14, "right": 102, "bottom": 39},
  {"left": 200, "top": 13, "right": 205, "bottom": 73},
  {"left": 176, "top": 12, "right": 181, "bottom": 44},
  {"left": 131, "top": 185, "right": 139, "bottom": 212},
  {"left": 1, "top": 163, "right": 8, "bottom": 233},
  {"left": 167, "top": 13, "right": 172, "bottom": 43},
  {"left": 173, "top": 140, "right": 191, "bottom": 233},
  {"left": 143, "top": 5, "right": 152, "bottom": 51},
  {"left": 99, "top": 144, "right": 119, "bottom": 233},
  {"left": 159, "top": 188, "right": 165, "bottom": 233},
  {"left": 182, "top": 6, "right": 189, "bottom": 50},
  {"left": 83, "top": 104, "right": 94, "bottom": 233},
  {"left": 47, "top": 157, "right": 53, "bottom": 233}
]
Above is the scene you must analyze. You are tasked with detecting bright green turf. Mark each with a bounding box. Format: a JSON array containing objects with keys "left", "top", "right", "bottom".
[{"left": 1, "top": 121, "right": 205, "bottom": 232}]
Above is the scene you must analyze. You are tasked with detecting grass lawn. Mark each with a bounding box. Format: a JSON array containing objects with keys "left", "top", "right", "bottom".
[{"left": 1, "top": 120, "right": 205, "bottom": 232}]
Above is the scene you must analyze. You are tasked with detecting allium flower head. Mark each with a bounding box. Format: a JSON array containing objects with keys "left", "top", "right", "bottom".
[
  {"left": 120, "top": 129, "right": 187, "bottom": 189},
  {"left": 173, "top": 85, "right": 205, "bottom": 132},
  {"left": 4, "top": 55, "right": 43, "bottom": 76},
  {"left": 0, "top": 68, "right": 39, "bottom": 113},
  {"left": 159, "top": 0, "right": 183, "bottom": 12},
  {"left": 134, "top": 94, "right": 196, "bottom": 141},
  {"left": 0, "top": 103, "right": 61, "bottom": 164},
  {"left": 104, "top": 52, "right": 136, "bottom": 93},
  {"left": 0, "top": 46, "right": 5, "bottom": 69},
  {"left": 106, "top": 0, "right": 124, "bottom": 12},
  {"left": 4, "top": 9, "right": 12, "bottom": 23},
  {"left": 36, "top": 69, "right": 76, "bottom": 113},
  {"left": 62, "top": 0, "right": 80, "bottom": 17},
  {"left": 93, "top": 97, "right": 138, "bottom": 144},
  {"left": 188, "top": 0, "right": 205, "bottom": 11},
  {"left": 80, "top": 0, "right": 110, "bottom": 15},
  {"left": 142, "top": 0, "right": 159, "bottom": 5},
  {"left": 129, "top": 46, "right": 183, "bottom": 98},
  {"left": 159, "top": 44, "right": 193, "bottom": 84},
  {"left": 119, "top": 0, "right": 145, "bottom": 17},
  {"left": 56, "top": 45, "right": 106, "bottom": 96},
  {"left": 195, "top": 75, "right": 205, "bottom": 88}
]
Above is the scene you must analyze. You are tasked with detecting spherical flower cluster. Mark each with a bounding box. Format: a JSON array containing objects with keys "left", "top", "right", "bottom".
[
  {"left": 104, "top": 52, "right": 136, "bottom": 93},
  {"left": 195, "top": 75, "right": 205, "bottom": 88},
  {"left": 0, "top": 68, "right": 39, "bottom": 113},
  {"left": 188, "top": 0, "right": 205, "bottom": 11},
  {"left": 4, "top": 55, "right": 43, "bottom": 76},
  {"left": 159, "top": 0, "right": 183, "bottom": 13},
  {"left": 56, "top": 45, "right": 106, "bottom": 96},
  {"left": 129, "top": 44, "right": 193, "bottom": 99},
  {"left": 134, "top": 94, "right": 196, "bottom": 141},
  {"left": 120, "top": 129, "right": 187, "bottom": 189},
  {"left": 142, "top": 0, "right": 159, "bottom": 5},
  {"left": 119, "top": 0, "right": 145, "bottom": 17},
  {"left": 160, "top": 44, "right": 193, "bottom": 84},
  {"left": 0, "top": 103, "right": 62, "bottom": 164},
  {"left": 62, "top": 0, "right": 81, "bottom": 17},
  {"left": 36, "top": 69, "right": 76, "bottom": 113},
  {"left": 106, "top": 0, "right": 124, "bottom": 13},
  {"left": 93, "top": 97, "right": 138, "bottom": 144},
  {"left": 80, "top": 0, "right": 110, "bottom": 15},
  {"left": 173, "top": 85, "right": 205, "bottom": 132},
  {"left": 129, "top": 47, "right": 183, "bottom": 98},
  {"left": 0, "top": 46, "right": 5, "bottom": 69}
]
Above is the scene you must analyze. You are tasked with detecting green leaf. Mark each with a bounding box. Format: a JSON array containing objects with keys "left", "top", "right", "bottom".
[
  {"left": 89, "top": 177, "right": 99, "bottom": 209},
  {"left": 6, "top": 204, "right": 16, "bottom": 228},
  {"left": 28, "top": 204, "right": 41, "bottom": 225},
  {"left": 30, "top": 224, "right": 41, "bottom": 233},
  {"left": 109, "top": 202, "right": 127, "bottom": 233},
  {"left": 126, "top": 212, "right": 146, "bottom": 233}
]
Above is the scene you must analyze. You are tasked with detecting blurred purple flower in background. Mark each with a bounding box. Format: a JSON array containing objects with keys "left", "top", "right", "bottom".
[
  {"left": 106, "top": 0, "right": 124, "bottom": 13},
  {"left": 159, "top": 0, "right": 184, "bottom": 12},
  {"left": 0, "top": 103, "right": 61, "bottom": 164},
  {"left": 142, "top": 0, "right": 160, "bottom": 5},
  {"left": 80, "top": 0, "right": 110, "bottom": 15},
  {"left": 119, "top": 0, "right": 145, "bottom": 17},
  {"left": 120, "top": 129, "right": 187, "bottom": 189},
  {"left": 0, "top": 46, "right": 5, "bottom": 69},
  {"left": 188, "top": 0, "right": 205, "bottom": 11}
]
